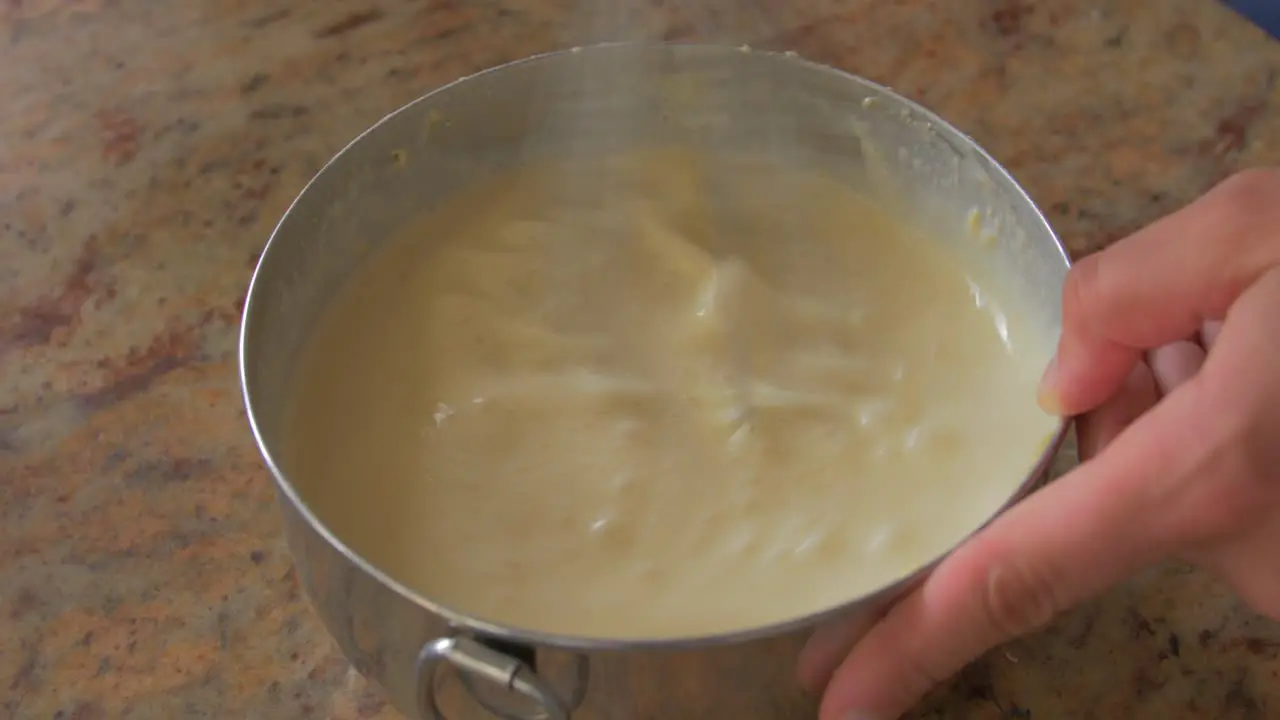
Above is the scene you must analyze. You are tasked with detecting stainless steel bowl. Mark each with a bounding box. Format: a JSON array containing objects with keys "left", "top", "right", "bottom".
[{"left": 240, "top": 44, "right": 1070, "bottom": 720}]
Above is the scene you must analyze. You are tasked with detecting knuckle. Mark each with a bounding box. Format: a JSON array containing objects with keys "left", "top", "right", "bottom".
[
  {"left": 1215, "top": 426, "right": 1278, "bottom": 526},
  {"left": 1165, "top": 377, "right": 1278, "bottom": 545},
  {"left": 1211, "top": 168, "right": 1280, "bottom": 221},
  {"left": 1205, "top": 169, "right": 1280, "bottom": 260},
  {"left": 981, "top": 561, "right": 1061, "bottom": 639}
]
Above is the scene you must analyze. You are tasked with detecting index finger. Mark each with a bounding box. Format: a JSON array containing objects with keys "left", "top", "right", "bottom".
[{"left": 1045, "top": 168, "right": 1280, "bottom": 415}]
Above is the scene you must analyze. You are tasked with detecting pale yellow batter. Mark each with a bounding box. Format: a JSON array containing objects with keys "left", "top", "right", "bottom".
[{"left": 283, "top": 149, "right": 1058, "bottom": 640}]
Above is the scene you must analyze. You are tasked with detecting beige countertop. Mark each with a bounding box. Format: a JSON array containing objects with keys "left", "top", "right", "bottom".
[{"left": 2, "top": 1, "right": 1279, "bottom": 717}]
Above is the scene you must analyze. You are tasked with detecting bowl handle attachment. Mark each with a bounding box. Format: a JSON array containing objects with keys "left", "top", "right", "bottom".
[{"left": 416, "top": 635, "right": 587, "bottom": 720}]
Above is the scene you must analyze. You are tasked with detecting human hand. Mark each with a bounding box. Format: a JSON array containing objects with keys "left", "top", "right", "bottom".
[{"left": 797, "top": 169, "right": 1280, "bottom": 720}]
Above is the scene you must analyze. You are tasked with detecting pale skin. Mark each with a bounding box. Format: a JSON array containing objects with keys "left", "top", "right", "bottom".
[{"left": 798, "top": 168, "right": 1280, "bottom": 720}]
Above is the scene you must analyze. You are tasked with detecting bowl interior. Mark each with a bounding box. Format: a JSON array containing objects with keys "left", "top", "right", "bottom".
[{"left": 241, "top": 43, "right": 1069, "bottom": 641}]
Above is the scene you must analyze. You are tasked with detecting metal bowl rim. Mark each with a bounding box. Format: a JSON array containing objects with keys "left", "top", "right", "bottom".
[{"left": 238, "top": 41, "right": 1073, "bottom": 652}]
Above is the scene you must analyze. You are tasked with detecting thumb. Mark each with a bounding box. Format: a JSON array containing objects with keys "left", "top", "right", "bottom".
[{"left": 818, "top": 372, "right": 1216, "bottom": 720}]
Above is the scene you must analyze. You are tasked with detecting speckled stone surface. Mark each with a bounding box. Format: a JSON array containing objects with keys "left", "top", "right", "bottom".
[{"left": 2, "top": 1, "right": 1279, "bottom": 718}]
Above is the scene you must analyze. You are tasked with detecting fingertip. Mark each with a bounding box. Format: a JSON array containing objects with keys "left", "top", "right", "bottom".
[
  {"left": 795, "top": 643, "right": 828, "bottom": 695},
  {"left": 816, "top": 590, "right": 940, "bottom": 720},
  {"left": 1037, "top": 385, "right": 1065, "bottom": 417},
  {"left": 1146, "top": 341, "right": 1206, "bottom": 396},
  {"left": 1036, "top": 356, "right": 1065, "bottom": 416},
  {"left": 1045, "top": 339, "right": 1142, "bottom": 417},
  {"left": 1199, "top": 320, "right": 1223, "bottom": 349},
  {"left": 797, "top": 612, "right": 884, "bottom": 696}
]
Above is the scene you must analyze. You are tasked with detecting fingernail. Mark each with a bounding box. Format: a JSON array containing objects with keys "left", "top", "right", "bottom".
[{"left": 1037, "top": 355, "right": 1063, "bottom": 416}]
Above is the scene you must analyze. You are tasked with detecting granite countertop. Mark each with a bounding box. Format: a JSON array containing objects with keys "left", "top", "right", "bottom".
[{"left": 3, "top": 1, "right": 1279, "bottom": 718}]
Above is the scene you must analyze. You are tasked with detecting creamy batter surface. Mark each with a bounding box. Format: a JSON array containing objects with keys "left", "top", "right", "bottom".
[{"left": 283, "top": 149, "right": 1058, "bottom": 640}]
